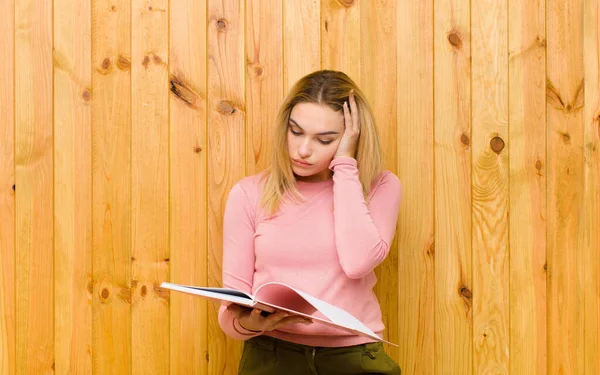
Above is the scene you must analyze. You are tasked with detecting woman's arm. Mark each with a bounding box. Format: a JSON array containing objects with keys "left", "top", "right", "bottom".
[
  {"left": 217, "top": 183, "right": 264, "bottom": 339},
  {"left": 330, "top": 157, "right": 402, "bottom": 279}
]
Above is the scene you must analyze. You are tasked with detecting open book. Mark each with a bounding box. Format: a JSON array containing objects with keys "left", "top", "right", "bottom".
[{"left": 160, "top": 281, "right": 397, "bottom": 347}]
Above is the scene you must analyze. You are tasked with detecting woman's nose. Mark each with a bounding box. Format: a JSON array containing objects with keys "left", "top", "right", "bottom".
[{"left": 298, "top": 140, "right": 311, "bottom": 158}]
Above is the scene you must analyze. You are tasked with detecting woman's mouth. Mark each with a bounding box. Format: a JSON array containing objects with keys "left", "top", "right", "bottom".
[{"left": 292, "top": 159, "right": 312, "bottom": 167}]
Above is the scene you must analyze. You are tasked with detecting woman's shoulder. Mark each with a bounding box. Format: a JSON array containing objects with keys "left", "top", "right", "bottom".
[
  {"left": 232, "top": 171, "right": 268, "bottom": 203},
  {"left": 369, "top": 170, "right": 402, "bottom": 198}
]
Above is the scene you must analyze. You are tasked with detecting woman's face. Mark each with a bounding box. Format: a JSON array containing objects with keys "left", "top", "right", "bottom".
[{"left": 287, "top": 102, "right": 345, "bottom": 182}]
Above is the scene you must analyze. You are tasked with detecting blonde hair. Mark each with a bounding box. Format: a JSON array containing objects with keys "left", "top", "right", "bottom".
[{"left": 260, "top": 70, "right": 384, "bottom": 214}]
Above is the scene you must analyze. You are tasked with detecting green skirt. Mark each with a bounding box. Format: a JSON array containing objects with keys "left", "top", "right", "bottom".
[{"left": 238, "top": 335, "right": 401, "bottom": 375}]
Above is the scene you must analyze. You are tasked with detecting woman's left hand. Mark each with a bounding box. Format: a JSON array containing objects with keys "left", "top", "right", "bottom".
[{"left": 334, "top": 90, "right": 360, "bottom": 159}]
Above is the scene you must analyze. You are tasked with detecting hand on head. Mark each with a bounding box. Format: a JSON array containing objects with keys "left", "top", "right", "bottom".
[{"left": 334, "top": 90, "right": 361, "bottom": 159}]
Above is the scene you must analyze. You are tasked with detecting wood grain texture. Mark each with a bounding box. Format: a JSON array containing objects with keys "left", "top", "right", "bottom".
[
  {"left": 471, "top": 0, "right": 509, "bottom": 373},
  {"left": 207, "top": 1, "right": 246, "bottom": 373},
  {"left": 131, "top": 1, "right": 170, "bottom": 374},
  {"left": 321, "top": 0, "right": 360, "bottom": 81},
  {"left": 169, "top": 0, "right": 208, "bottom": 374},
  {"left": 361, "top": 0, "right": 399, "bottom": 362},
  {"left": 283, "top": 0, "right": 320, "bottom": 92},
  {"left": 53, "top": 0, "right": 92, "bottom": 373},
  {"left": 508, "top": 0, "right": 547, "bottom": 374},
  {"left": 546, "top": 0, "right": 585, "bottom": 373},
  {"left": 433, "top": 0, "right": 472, "bottom": 373},
  {"left": 91, "top": 0, "right": 132, "bottom": 373},
  {"left": 583, "top": 0, "right": 600, "bottom": 372},
  {"left": 15, "top": 0, "right": 54, "bottom": 372},
  {"left": 0, "top": 0, "right": 15, "bottom": 373},
  {"left": 396, "top": 0, "right": 435, "bottom": 374},
  {"left": 246, "top": 0, "right": 282, "bottom": 174}
]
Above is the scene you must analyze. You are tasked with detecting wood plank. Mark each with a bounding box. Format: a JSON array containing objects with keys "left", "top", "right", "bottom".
[
  {"left": 471, "top": 0, "right": 509, "bottom": 373},
  {"left": 283, "top": 0, "right": 320, "bottom": 92},
  {"left": 583, "top": 0, "right": 600, "bottom": 372},
  {"left": 320, "top": 0, "right": 360, "bottom": 81},
  {"left": 361, "top": 0, "right": 400, "bottom": 362},
  {"left": 0, "top": 0, "right": 15, "bottom": 373},
  {"left": 53, "top": 0, "right": 92, "bottom": 373},
  {"left": 207, "top": 1, "right": 246, "bottom": 373},
  {"left": 246, "top": 0, "right": 282, "bottom": 174},
  {"left": 508, "top": 0, "right": 547, "bottom": 374},
  {"left": 91, "top": 0, "right": 132, "bottom": 373},
  {"left": 14, "top": 0, "right": 54, "bottom": 372},
  {"left": 130, "top": 1, "right": 170, "bottom": 374},
  {"left": 433, "top": 0, "right": 472, "bottom": 373},
  {"left": 169, "top": 0, "right": 208, "bottom": 374},
  {"left": 546, "top": 0, "right": 585, "bottom": 373}
]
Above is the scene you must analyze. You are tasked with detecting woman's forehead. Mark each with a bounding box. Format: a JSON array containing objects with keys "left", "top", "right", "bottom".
[{"left": 289, "top": 102, "right": 344, "bottom": 133}]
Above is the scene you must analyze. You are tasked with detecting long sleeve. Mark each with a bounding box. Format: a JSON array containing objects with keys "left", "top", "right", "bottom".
[
  {"left": 330, "top": 157, "right": 402, "bottom": 279},
  {"left": 217, "top": 183, "right": 264, "bottom": 339}
]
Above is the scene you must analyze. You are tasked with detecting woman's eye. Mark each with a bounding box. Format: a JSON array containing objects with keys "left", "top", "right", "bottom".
[
  {"left": 318, "top": 139, "right": 333, "bottom": 145},
  {"left": 289, "top": 127, "right": 302, "bottom": 136}
]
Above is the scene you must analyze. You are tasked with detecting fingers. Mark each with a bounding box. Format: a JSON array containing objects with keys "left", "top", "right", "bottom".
[
  {"left": 342, "top": 100, "right": 352, "bottom": 131},
  {"left": 348, "top": 90, "right": 360, "bottom": 133}
]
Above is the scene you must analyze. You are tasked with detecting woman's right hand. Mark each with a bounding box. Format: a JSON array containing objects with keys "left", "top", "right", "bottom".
[{"left": 227, "top": 304, "right": 312, "bottom": 332}]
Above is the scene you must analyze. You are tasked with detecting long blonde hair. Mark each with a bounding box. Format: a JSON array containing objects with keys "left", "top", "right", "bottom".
[{"left": 260, "top": 70, "right": 384, "bottom": 213}]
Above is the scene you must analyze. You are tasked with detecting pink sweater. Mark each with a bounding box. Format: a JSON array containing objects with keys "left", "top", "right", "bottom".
[{"left": 218, "top": 157, "right": 402, "bottom": 347}]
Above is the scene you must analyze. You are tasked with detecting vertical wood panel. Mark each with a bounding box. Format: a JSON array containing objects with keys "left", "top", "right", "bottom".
[
  {"left": 53, "top": 0, "right": 92, "bottom": 372},
  {"left": 169, "top": 0, "right": 208, "bottom": 374},
  {"left": 91, "top": 0, "right": 132, "bottom": 373},
  {"left": 396, "top": 0, "right": 434, "bottom": 373},
  {"left": 546, "top": 0, "right": 585, "bottom": 373},
  {"left": 583, "top": 0, "right": 600, "bottom": 371},
  {"left": 0, "top": 0, "right": 15, "bottom": 373},
  {"left": 361, "top": 0, "right": 399, "bottom": 362},
  {"left": 321, "top": 0, "right": 360, "bottom": 81},
  {"left": 207, "top": 1, "right": 245, "bottom": 373},
  {"left": 131, "top": 1, "right": 170, "bottom": 374},
  {"left": 15, "top": 0, "right": 54, "bottom": 372},
  {"left": 434, "top": 0, "right": 472, "bottom": 373},
  {"left": 246, "top": 0, "right": 283, "bottom": 174},
  {"left": 508, "top": 1, "right": 547, "bottom": 374},
  {"left": 471, "top": 0, "right": 509, "bottom": 373},
  {"left": 283, "top": 0, "right": 320, "bottom": 92}
]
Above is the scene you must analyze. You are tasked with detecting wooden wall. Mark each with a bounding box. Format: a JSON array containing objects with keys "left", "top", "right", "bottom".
[{"left": 0, "top": 0, "right": 599, "bottom": 374}]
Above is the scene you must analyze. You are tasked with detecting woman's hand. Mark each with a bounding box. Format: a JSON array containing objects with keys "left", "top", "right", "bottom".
[
  {"left": 227, "top": 304, "right": 312, "bottom": 332},
  {"left": 334, "top": 90, "right": 361, "bottom": 159}
]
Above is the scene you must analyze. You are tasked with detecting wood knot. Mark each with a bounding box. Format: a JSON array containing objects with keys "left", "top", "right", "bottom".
[
  {"left": 82, "top": 90, "right": 91, "bottom": 102},
  {"left": 101, "top": 58, "right": 111, "bottom": 70},
  {"left": 12, "top": 184, "right": 15, "bottom": 191},
  {"left": 216, "top": 18, "right": 227, "bottom": 31},
  {"left": 561, "top": 132, "right": 570, "bottom": 144},
  {"left": 254, "top": 66, "right": 263, "bottom": 77},
  {"left": 459, "top": 286, "right": 472, "bottom": 299},
  {"left": 543, "top": 262, "right": 548, "bottom": 271},
  {"left": 490, "top": 136, "right": 505, "bottom": 153},
  {"left": 217, "top": 101, "right": 235, "bottom": 115},
  {"left": 116, "top": 54, "right": 131, "bottom": 71},
  {"left": 194, "top": 147, "right": 202, "bottom": 153},
  {"left": 142, "top": 55, "right": 151, "bottom": 68},
  {"left": 447, "top": 32, "right": 462, "bottom": 49},
  {"left": 338, "top": 0, "right": 355, "bottom": 7},
  {"left": 141, "top": 285, "right": 148, "bottom": 297},
  {"left": 535, "top": 160, "right": 542, "bottom": 170},
  {"left": 169, "top": 74, "right": 200, "bottom": 109},
  {"left": 427, "top": 241, "right": 435, "bottom": 257},
  {"left": 110, "top": 5, "right": 116, "bottom": 11},
  {"left": 87, "top": 280, "right": 94, "bottom": 295},
  {"left": 461, "top": 133, "right": 470, "bottom": 147},
  {"left": 100, "top": 288, "right": 110, "bottom": 300},
  {"left": 153, "top": 54, "right": 163, "bottom": 65}
]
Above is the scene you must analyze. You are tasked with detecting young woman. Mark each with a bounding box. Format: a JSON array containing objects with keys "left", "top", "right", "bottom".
[{"left": 218, "top": 70, "right": 402, "bottom": 375}]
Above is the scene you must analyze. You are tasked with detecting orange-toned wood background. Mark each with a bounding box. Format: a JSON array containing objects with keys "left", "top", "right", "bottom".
[{"left": 0, "top": 0, "right": 599, "bottom": 374}]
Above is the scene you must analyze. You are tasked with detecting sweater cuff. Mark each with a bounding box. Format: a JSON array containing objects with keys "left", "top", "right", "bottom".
[
  {"left": 233, "top": 318, "right": 263, "bottom": 336},
  {"left": 329, "top": 156, "right": 357, "bottom": 170}
]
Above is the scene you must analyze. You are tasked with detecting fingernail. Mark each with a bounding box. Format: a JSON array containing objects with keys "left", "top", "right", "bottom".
[{"left": 349, "top": 89, "right": 354, "bottom": 94}]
